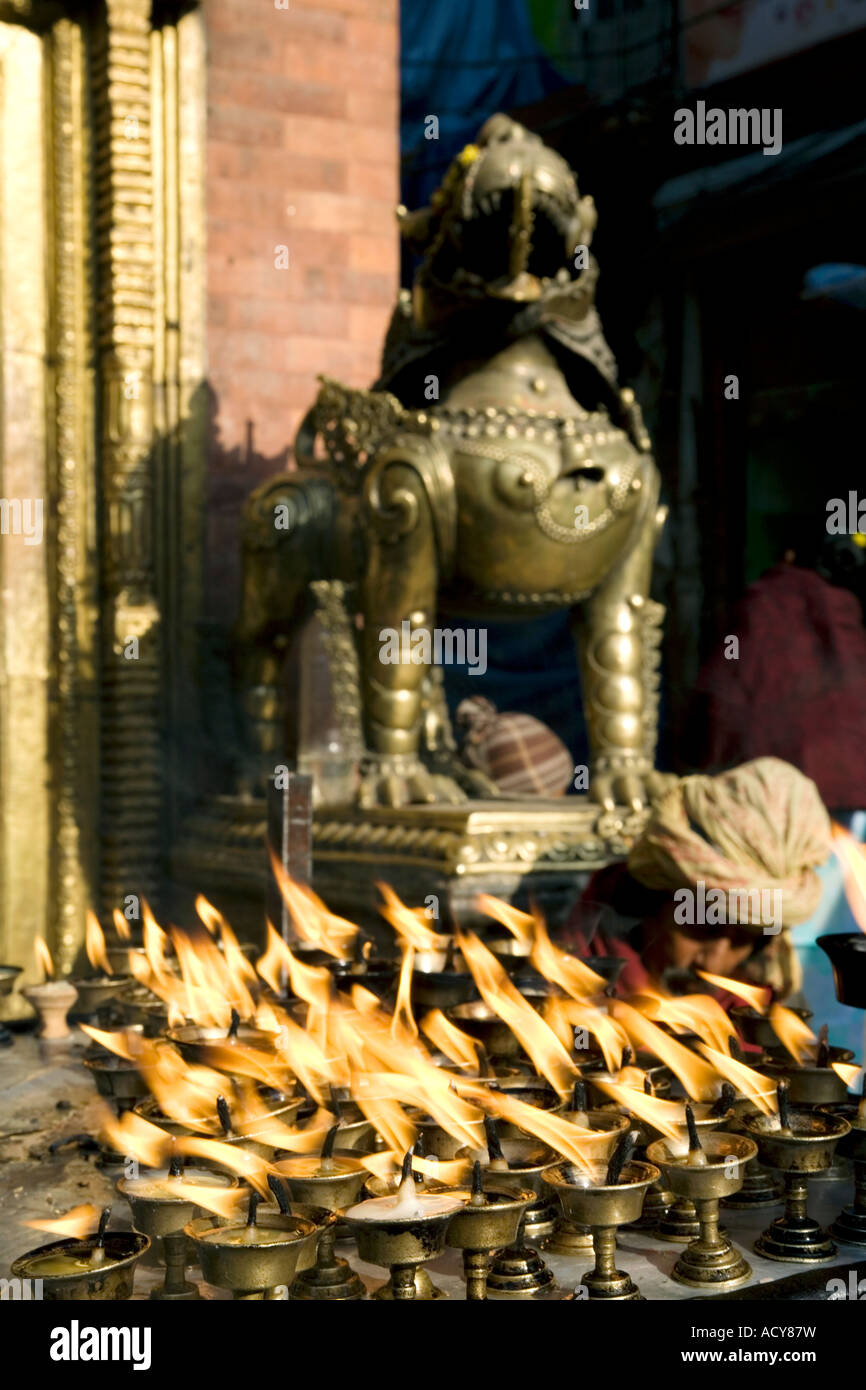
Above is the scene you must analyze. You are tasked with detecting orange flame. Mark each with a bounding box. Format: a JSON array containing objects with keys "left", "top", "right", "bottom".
[
  {"left": 458, "top": 931, "right": 577, "bottom": 1098},
  {"left": 769, "top": 1002, "right": 816, "bottom": 1063},
  {"left": 99, "top": 1108, "right": 175, "bottom": 1169},
  {"left": 34, "top": 936, "right": 54, "bottom": 980},
  {"left": 140, "top": 1179, "right": 245, "bottom": 1222},
  {"left": 634, "top": 989, "right": 738, "bottom": 1052},
  {"left": 476, "top": 894, "right": 536, "bottom": 948},
  {"left": 377, "top": 882, "right": 448, "bottom": 953},
  {"left": 530, "top": 915, "right": 606, "bottom": 1000},
  {"left": 142, "top": 900, "right": 172, "bottom": 985},
  {"left": 391, "top": 946, "right": 417, "bottom": 1046},
  {"left": 174, "top": 1136, "right": 276, "bottom": 1195},
  {"left": 832, "top": 822, "right": 866, "bottom": 932},
  {"left": 360, "top": 1151, "right": 471, "bottom": 1187},
  {"left": 85, "top": 912, "right": 112, "bottom": 975},
  {"left": 543, "top": 997, "right": 627, "bottom": 1073},
  {"left": 696, "top": 971, "right": 771, "bottom": 1013},
  {"left": 25, "top": 1204, "right": 102, "bottom": 1239},
  {"left": 833, "top": 1061, "right": 863, "bottom": 1090},
  {"left": 696, "top": 1044, "right": 778, "bottom": 1115},
  {"left": 462, "top": 1083, "right": 612, "bottom": 1173},
  {"left": 420, "top": 1009, "right": 480, "bottom": 1070},
  {"left": 609, "top": 1000, "right": 721, "bottom": 1101},
  {"left": 270, "top": 850, "right": 359, "bottom": 957},
  {"left": 589, "top": 1078, "right": 688, "bottom": 1142},
  {"left": 112, "top": 908, "right": 133, "bottom": 942},
  {"left": 79, "top": 1024, "right": 140, "bottom": 1062}
]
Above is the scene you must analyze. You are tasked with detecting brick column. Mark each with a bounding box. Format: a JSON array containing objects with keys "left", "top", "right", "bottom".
[{"left": 204, "top": 0, "right": 400, "bottom": 617}]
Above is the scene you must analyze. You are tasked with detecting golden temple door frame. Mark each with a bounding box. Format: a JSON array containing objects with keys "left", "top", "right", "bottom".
[{"left": 0, "top": 0, "right": 205, "bottom": 1001}]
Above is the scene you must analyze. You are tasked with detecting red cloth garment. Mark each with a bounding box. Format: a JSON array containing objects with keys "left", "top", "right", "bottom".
[{"left": 688, "top": 565, "right": 866, "bottom": 809}]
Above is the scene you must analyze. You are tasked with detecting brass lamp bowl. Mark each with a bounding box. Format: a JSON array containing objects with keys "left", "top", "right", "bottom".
[
  {"left": 118, "top": 1168, "right": 239, "bottom": 1240},
  {"left": 274, "top": 1150, "right": 369, "bottom": 1210},
  {"left": 117, "top": 1167, "right": 239, "bottom": 1301},
  {"left": 646, "top": 1133, "right": 757, "bottom": 1202},
  {"left": 213, "top": 1099, "right": 306, "bottom": 1160},
  {"left": 185, "top": 1212, "right": 317, "bottom": 1297},
  {"left": 11, "top": 1232, "right": 149, "bottom": 1301},
  {"left": 490, "top": 1082, "right": 564, "bottom": 1138},
  {"left": 457, "top": 1136, "right": 559, "bottom": 1197},
  {"left": 543, "top": 1159, "right": 659, "bottom": 1229},
  {"left": 742, "top": 1108, "right": 852, "bottom": 1174},
  {"left": 412, "top": 938, "right": 457, "bottom": 974},
  {"left": 543, "top": 1111, "right": 631, "bottom": 1254},
  {"left": 69, "top": 974, "right": 133, "bottom": 1015},
  {"left": 0, "top": 964, "right": 22, "bottom": 997},
  {"left": 544, "top": 1159, "right": 660, "bottom": 1300},
  {"left": 119, "top": 988, "right": 169, "bottom": 1034},
  {"left": 456, "top": 1140, "right": 559, "bottom": 1296},
  {"left": 558, "top": 1108, "right": 629, "bottom": 1149},
  {"left": 582, "top": 1063, "right": 673, "bottom": 1109},
  {"left": 759, "top": 1050, "right": 855, "bottom": 1107},
  {"left": 342, "top": 1198, "right": 464, "bottom": 1271},
  {"left": 482, "top": 937, "right": 533, "bottom": 976},
  {"left": 405, "top": 1109, "right": 472, "bottom": 1160},
  {"left": 446, "top": 1182, "right": 535, "bottom": 1252},
  {"left": 83, "top": 1054, "right": 150, "bottom": 1103},
  {"left": 410, "top": 964, "right": 476, "bottom": 1012},
  {"left": 817, "top": 933, "right": 866, "bottom": 1009},
  {"left": 166, "top": 1022, "right": 279, "bottom": 1067},
  {"left": 818, "top": 1104, "right": 866, "bottom": 1162},
  {"left": 131, "top": 1096, "right": 198, "bottom": 1138},
  {"left": 742, "top": 1108, "right": 852, "bottom": 1264},
  {"left": 254, "top": 1201, "right": 332, "bottom": 1272},
  {"left": 447, "top": 1182, "right": 536, "bottom": 1300},
  {"left": 645, "top": 1106, "right": 735, "bottom": 1242},
  {"left": 646, "top": 1134, "right": 757, "bottom": 1291}
]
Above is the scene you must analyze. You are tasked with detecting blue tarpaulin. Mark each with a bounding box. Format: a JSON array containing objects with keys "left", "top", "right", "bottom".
[{"left": 401, "top": 0, "right": 573, "bottom": 211}]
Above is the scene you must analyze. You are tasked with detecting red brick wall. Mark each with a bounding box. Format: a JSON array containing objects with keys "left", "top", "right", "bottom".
[{"left": 204, "top": 0, "right": 400, "bottom": 617}]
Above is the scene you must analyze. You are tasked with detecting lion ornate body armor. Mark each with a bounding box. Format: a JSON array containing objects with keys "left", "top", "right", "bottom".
[{"left": 235, "top": 115, "right": 666, "bottom": 811}]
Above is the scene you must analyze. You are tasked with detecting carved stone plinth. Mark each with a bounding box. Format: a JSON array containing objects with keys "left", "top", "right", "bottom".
[{"left": 170, "top": 793, "right": 647, "bottom": 938}]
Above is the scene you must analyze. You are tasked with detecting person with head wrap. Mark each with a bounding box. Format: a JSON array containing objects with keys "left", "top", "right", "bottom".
[{"left": 563, "top": 757, "right": 832, "bottom": 1003}]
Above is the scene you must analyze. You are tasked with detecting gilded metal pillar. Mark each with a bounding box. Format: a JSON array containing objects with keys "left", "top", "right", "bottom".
[{"left": 91, "top": 0, "right": 163, "bottom": 917}]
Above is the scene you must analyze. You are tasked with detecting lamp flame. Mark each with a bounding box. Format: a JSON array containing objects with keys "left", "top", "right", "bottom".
[
  {"left": 85, "top": 912, "right": 112, "bottom": 975},
  {"left": 768, "top": 1002, "right": 816, "bottom": 1063},
  {"left": 34, "top": 936, "right": 54, "bottom": 981},
  {"left": 458, "top": 931, "right": 577, "bottom": 1098},
  {"left": 696, "top": 971, "right": 771, "bottom": 1013},
  {"left": 25, "top": 1204, "right": 102, "bottom": 1239},
  {"left": 831, "top": 822, "right": 866, "bottom": 932},
  {"left": 377, "top": 882, "right": 448, "bottom": 953}
]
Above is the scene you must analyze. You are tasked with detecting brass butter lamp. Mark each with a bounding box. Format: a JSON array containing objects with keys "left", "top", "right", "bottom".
[
  {"left": 742, "top": 1080, "right": 851, "bottom": 1262},
  {"left": 342, "top": 1149, "right": 466, "bottom": 1300},
  {"left": 543, "top": 1131, "right": 659, "bottom": 1301},
  {"left": 117, "top": 1158, "right": 238, "bottom": 1300},
  {"left": 185, "top": 1189, "right": 317, "bottom": 1299},
  {"left": 11, "top": 1207, "right": 149, "bottom": 1301},
  {"left": 647, "top": 1104, "right": 756, "bottom": 1291},
  {"left": 446, "top": 1162, "right": 535, "bottom": 1300}
]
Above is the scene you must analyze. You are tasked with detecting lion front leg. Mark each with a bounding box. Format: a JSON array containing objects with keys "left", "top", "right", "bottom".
[
  {"left": 358, "top": 451, "right": 466, "bottom": 807},
  {"left": 572, "top": 472, "right": 666, "bottom": 812}
]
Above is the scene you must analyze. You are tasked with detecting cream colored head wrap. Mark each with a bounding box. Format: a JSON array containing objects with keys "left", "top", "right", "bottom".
[{"left": 627, "top": 758, "right": 832, "bottom": 932}]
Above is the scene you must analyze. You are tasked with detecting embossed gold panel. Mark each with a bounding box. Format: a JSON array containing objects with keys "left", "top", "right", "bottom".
[{"left": 0, "top": 2, "right": 205, "bottom": 1010}]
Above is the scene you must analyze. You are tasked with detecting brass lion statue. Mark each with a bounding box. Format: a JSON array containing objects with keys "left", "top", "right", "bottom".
[{"left": 235, "top": 115, "right": 666, "bottom": 811}]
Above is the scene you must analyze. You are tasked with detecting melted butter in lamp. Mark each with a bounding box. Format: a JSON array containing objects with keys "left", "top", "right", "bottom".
[{"left": 346, "top": 1171, "right": 465, "bottom": 1222}]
